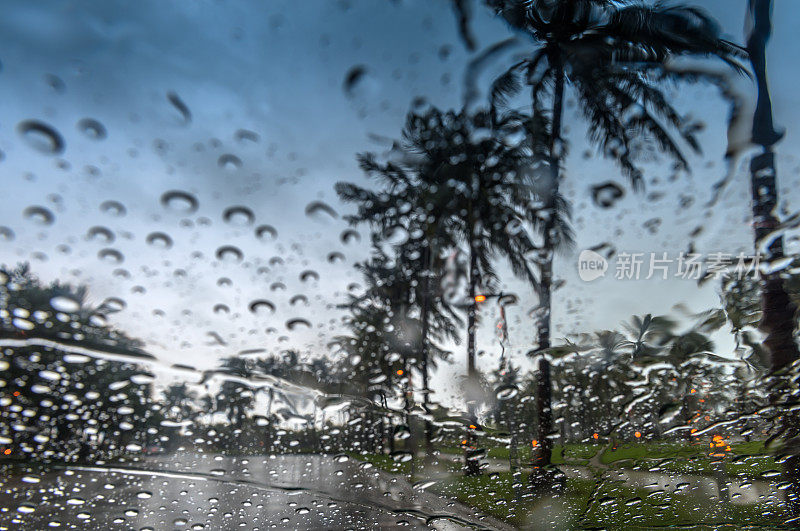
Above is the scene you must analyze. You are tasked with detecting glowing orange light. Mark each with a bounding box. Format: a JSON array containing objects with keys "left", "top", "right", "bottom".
[
  {"left": 634, "top": 431, "right": 642, "bottom": 438},
  {"left": 396, "top": 369, "right": 404, "bottom": 376},
  {"left": 461, "top": 439, "right": 467, "bottom": 445},
  {"left": 531, "top": 439, "right": 538, "bottom": 447},
  {"left": 3, "top": 449, "right": 10, "bottom": 455},
  {"left": 469, "top": 424, "right": 477, "bottom": 430},
  {"left": 690, "top": 389, "right": 697, "bottom": 394},
  {"left": 12, "top": 391, "right": 19, "bottom": 397},
  {"left": 699, "top": 399, "right": 705, "bottom": 403},
  {"left": 690, "top": 428, "right": 698, "bottom": 434},
  {"left": 592, "top": 433, "right": 599, "bottom": 440},
  {"left": 474, "top": 295, "right": 487, "bottom": 303}
]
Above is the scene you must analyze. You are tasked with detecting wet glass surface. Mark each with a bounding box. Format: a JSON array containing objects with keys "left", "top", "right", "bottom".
[{"left": 2, "top": 0, "right": 800, "bottom": 528}]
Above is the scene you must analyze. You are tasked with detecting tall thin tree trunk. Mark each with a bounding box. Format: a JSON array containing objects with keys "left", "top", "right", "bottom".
[
  {"left": 464, "top": 221, "right": 481, "bottom": 475},
  {"left": 421, "top": 242, "right": 435, "bottom": 458},
  {"left": 532, "top": 59, "right": 565, "bottom": 473},
  {"left": 266, "top": 388, "right": 274, "bottom": 453},
  {"left": 747, "top": 0, "right": 797, "bottom": 368},
  {"left": 746, "top": 0, "right": 800, "bottom": 513}
]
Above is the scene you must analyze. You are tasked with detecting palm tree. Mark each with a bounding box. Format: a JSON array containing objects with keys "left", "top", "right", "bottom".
[
  {"left": 216, "top": 357, "right": 256, "bottom": 433},
  {"left": 339, "top": 106, "right": 544, "bottom": 474},
  {"left": 333, "top": 243, "right": 457, "bottom": 457},
  {"left": 744, "top": 0, "right": 798, "bottom": 368},
  {"left": 487, "top": 0, "right": 747, "bottom": 469}
]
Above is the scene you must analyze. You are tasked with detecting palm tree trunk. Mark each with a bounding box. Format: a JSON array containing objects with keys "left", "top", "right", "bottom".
[
  {"left": 532, "top": 58, "right": 565, "bottom": 473},
  {"left": 747, "top": 0, "right": 797, "bottom": 369},
  {"left": 421, "top": 242, "right": 435, "bottom": 457},
  {"left": 266, "top": 388, "right": 274, "bottom": 452},
  {"left": 747, "top": 0, "right": 800, "bottom": 513},
  {"left": 465, "top": 222, "right": 481, "bottom": 476}
]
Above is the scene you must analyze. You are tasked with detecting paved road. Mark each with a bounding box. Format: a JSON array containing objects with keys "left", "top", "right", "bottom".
[{"left": 0, "top": 453, "right": 513, "bottom": 530}]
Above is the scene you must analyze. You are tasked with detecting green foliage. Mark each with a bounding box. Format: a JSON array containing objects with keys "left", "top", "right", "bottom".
[{"left": 0, "top": 263, "right": 154, "bottom": 462}]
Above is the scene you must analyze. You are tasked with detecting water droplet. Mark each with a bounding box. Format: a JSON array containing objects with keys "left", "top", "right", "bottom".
[
  {"left": 101, "top": 297, "right": 126, "bottom": 312},
  {"left": 286, "top": 318, "right": 311, "bottom": 330},
  {"left": 17, "top": 120, "right": 65, "bottom": 154},
  {"left": 496, "top": 384, "right": 519, "bottom": 400},
  {"left": 289, "top": 294, "right": 308, "bottom": 306},
  {"left": 50, "top": 296, "right": 80, "bottom": 313},
  {"left": 256, "top": 225, "right": 277, "bottom": 240},
  {"left": 222, "top": 206, "right": 255, "bottom": 226},
  {"left": 249, "top": 300, "right": 275, "bottom": 314},
  {"left": 98, "top": 248, "right": 124, "bottom": 264},
  {"left": 146, "top": 231, "right": 173, "bottom": 249},
  {"left": 340, "top": 229, "right": 360, "bottom": 244},
  {"left": 391, "top": 450, "right": 413, "bottom": 462},
  {"left": 235, "top": 129, "right": 259, "bottom": 143},
  {"left": 167, "top": 91, "right": 192, "bottom": 124},
  {"left": 382, "top": 225, "right": 409, "bottom": 246},
  {"left": 218, "top": 154, "right": 242, "bottom": 170},
  {"left": 161, "top": 190, "right": 199, "bottom": 214},
  {"left": 44, "top": 73, "right": 65, "bottom": 93},
  {"left": 591, "top": 182, "right": 624, "bottom": 208},
  {"left": 327, "top": 252, "right": 345, "bottom": 263},
  {"left": 77, "top": 118, "right": 107, "bottom": 140},
  {"left": 343, "top": 65, "right": 368, "bottom": 97},
  {"left": 99, "top": 200, "right": 126, "bottom": 217},
  {"left": 300, "top": 270, "right": 319, "bottom": 282},
  {"left": 305, "top": 201, "right": 338, "bottom": 221},
  {"left": 215, "top": 245, "right": 243, "bottom": 262},
  {"left": 23, "top": 206, "right": 55, "bottom": 226},
  {"left": 413, "top": 480, "right": 437, "bottom": 491},
  {"left": 87, "top": 226, "right": 115, "bottom": 243}
]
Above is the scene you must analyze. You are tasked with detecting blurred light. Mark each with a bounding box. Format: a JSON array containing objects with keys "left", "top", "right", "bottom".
[{"left": 474, "top": 295, "right": 486, "bottom": 303}]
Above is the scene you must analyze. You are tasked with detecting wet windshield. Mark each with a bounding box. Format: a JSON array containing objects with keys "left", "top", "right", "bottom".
[{"left": 2, "top": 0, "right": 800, "bottom": 528}]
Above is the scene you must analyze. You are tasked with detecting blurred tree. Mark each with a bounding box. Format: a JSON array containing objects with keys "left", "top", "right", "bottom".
[
  {"left": 488, "top": 0, "right": 747, "bottom": 472},
  {"left": 339, "top": 106, "right": 544, "bottom": 474},
  {"left": 0, "top": 263, "right": 154, "bottom": 462}
]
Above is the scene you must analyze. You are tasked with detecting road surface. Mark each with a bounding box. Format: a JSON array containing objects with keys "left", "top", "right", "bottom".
[{"left": 0, "top": 453, "right": 513, "bottom": 530}]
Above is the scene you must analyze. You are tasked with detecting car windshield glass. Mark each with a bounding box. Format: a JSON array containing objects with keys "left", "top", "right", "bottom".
[{"left": 2, "top": 1, "right": 800, "bottom": 528}]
